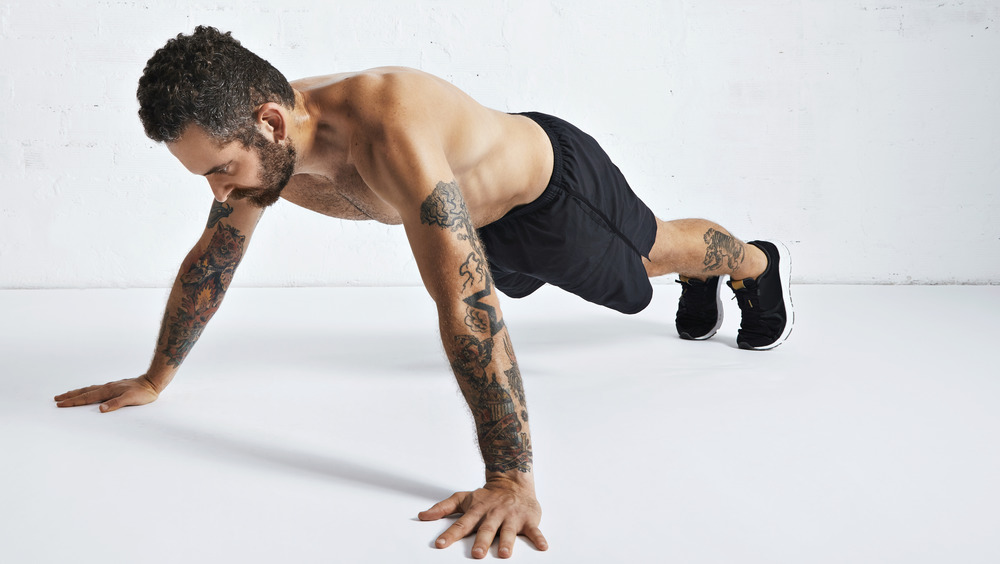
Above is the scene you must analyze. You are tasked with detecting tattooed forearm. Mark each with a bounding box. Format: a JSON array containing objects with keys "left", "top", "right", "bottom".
[
  {"left": 449, "top": 332, "right": 532, "bottom": 473},
  {"left": 158, "top": 224, "right": 246, "bottom": 366},
  {"left": 420, "top": 181, "right": 505, "bottom": 336},
  {"left": 206, "top": 201, "right": 234, "bottom": 229},
  {"left": 476, "top": 373, "right": 533, "bottom": 473},
  {"left": 702, "top": 228, "right": 746, "bottom": 273},
  {"left": 465, "top": 308, "right": 490, "bottom": 333},
  {"left": 459, "top": 251, "right": 487, "bottom": 291},
  {"left": 451, "top": 334, "right": 494, "bottom": 391},
  {"left": 422, "top": 180, "right": 530, "bottom": 473}
]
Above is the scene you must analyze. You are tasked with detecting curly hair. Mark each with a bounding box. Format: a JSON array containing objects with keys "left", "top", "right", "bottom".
[{"left": 137, "top": 26, "right": 295, "bottom": 145}]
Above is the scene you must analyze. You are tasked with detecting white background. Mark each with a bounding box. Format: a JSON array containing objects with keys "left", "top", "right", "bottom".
[{"left": 1, "top": 0, "right": 998, "bottom": 287}]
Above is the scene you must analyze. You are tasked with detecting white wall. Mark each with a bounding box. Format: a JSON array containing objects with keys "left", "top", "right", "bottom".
[{"left": 1, "top": 0, "right": 998, "bottom": 288}]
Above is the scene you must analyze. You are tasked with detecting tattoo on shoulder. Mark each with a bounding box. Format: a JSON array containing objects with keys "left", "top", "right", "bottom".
[
  {"left": 702, "top": 228, "right": 745, "bottom": 272},
  {"left": 206, "top": 201, "right": 234, "bottom": 229}
]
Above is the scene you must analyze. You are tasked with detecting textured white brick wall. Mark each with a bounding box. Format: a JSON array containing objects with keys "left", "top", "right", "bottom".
[{"left": 1, "top": 1, "right": 998, "bottom": 287}]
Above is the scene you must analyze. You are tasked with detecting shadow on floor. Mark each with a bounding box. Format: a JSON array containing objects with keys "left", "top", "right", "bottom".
[{"left": 119, "top": 418, "right": 455, "bottom": 502}]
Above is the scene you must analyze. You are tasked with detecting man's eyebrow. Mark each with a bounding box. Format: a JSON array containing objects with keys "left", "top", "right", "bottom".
[{"left": 202, "top": 162, "right": 231, "bottom": 176}]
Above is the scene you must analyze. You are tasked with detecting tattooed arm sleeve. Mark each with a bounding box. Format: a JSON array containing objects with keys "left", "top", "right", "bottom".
[
  {"left": 144, "top": 200, "right": 263, "bottom": 391},
  {"left": 416, "top": 181, "right": 534, "bottom": 478}
]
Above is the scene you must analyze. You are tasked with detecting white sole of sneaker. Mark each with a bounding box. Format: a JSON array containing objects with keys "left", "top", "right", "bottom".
[{"left": 747, "top": 241, "right": 794, "bottom": 350}]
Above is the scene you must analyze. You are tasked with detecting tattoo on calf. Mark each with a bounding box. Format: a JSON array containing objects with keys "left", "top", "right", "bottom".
[
  {"left": 702, "top": 228, "right": 746, "bottom": 273},
  {"left": 159, "top": 224, "right": 246, "bottom": 366}
]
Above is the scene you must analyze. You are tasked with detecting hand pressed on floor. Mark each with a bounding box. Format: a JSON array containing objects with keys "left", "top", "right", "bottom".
[
  {"left": 54, "top": 375, "right": 160, "bottom": 413},
  {"left": 419, "top": 478, "right": 548, "bottom": 559}
]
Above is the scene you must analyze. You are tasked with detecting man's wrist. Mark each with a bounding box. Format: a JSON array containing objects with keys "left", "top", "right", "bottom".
[
  {"left": 485, "top": 469, "right": 536, "bottom": 491},
  {"left": 142, "top": 368, "right": 175, "bottom": 393}
]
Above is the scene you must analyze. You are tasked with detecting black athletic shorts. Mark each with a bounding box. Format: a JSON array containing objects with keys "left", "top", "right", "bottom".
[{"left": 477, "top": 112, "right": 658, "bottom": 315}]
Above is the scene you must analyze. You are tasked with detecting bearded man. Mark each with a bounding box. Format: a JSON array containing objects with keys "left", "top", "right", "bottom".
[{"left": 55, "top": 26, "right": 793, "bottom": 559}]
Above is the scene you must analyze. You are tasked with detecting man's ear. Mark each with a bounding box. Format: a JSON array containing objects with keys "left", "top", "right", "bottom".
[{"left": 256, "top": 103, "right": 288, "bottom": 142}]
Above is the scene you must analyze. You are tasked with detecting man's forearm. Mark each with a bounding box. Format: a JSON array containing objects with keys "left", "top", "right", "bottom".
[
  {"left": 419, "top": 180, "right": 534, "bottom": 479},
  {"left": 446, "top": 324, "right": 534, "bottom": 477},
  {"left": 147, "top": 222, "right": 247, "bottom": 388}
]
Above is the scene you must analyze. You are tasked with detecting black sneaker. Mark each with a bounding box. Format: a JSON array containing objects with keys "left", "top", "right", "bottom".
[
  {"left": 675, "top": 275, "right": 724, "bottom": 340},
  {"left": 727, "top": 241, "right": 794, "bottom": 350}
]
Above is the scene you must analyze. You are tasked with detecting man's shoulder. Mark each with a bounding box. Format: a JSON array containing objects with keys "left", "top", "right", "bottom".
[
  {"left": 329, "top": 69, "right": 479, "bottom": 151},
  {"left": 294, "top": 67, "right": 444, "bottom": 107}
]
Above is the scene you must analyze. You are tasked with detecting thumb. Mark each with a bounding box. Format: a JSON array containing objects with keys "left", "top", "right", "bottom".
[
  {"left": 100, "top": 397, "right": 124, "bottom": 413},
  {"left": 419, "top": 492, "right": 464, "bottom": 521}
]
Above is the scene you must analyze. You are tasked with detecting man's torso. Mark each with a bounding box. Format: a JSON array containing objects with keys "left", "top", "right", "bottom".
[{"left": 280, "top": 68, "right": 554, "bottom": 227}]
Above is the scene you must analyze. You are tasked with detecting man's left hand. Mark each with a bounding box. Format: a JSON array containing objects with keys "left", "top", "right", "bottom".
[{"left": 418, "top": 478, "right": 548, "bottom": 559}]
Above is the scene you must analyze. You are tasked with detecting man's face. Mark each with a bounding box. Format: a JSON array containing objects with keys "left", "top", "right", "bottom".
[{"left": 167, "top": 125, "right": 296, "bottom": 208}]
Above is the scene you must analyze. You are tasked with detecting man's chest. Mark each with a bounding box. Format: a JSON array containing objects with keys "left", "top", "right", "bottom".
[{"left": 280, "top": 168, "right": 403, "bottom": 225}]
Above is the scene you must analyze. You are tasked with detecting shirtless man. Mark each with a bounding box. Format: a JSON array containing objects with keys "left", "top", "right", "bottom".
[{"left": 54, "top": 27, "right": 793, "bottom": 559}]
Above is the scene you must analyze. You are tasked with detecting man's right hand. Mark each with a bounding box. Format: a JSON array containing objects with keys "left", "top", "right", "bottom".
[{"left": 54, "top": 375, "right": 160, "bottom": 413}]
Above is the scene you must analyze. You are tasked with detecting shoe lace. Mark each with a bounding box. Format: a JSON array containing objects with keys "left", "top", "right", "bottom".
[
  {"left": 732, "top": 289, "right": 782, "bottom": 339},
  {"left": 676, "top": 279, "right": 717, "bottom": 322},
  {"left": 676, "top": 278, "right": 709, "bottom": 300},
  {"left": 730, "top": 288, "right": 758, "bottom": 311}
]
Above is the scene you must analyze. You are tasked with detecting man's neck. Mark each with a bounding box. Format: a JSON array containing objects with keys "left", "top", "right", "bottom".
[{"left": 286, "top": 87, "right": 357, "bottom": 175}]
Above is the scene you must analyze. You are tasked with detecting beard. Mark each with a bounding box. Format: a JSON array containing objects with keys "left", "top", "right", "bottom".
[{"left": 231, "top": 131, "right": 297, "bottom": 208}]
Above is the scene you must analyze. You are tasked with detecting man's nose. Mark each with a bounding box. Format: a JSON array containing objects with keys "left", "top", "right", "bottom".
[{"left": 209, "top": 180, "right": 234, "bottom": 202}]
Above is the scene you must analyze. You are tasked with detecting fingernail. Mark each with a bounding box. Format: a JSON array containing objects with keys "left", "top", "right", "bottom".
[
  {"left": 473, "top": 547, "right": 484, "bottom": 557},
  {"left": 499, "top": 547, "right": 510, "bottom": 557},
  {"left": 436, "top": 538, "right": 446, "bottom": 547}
]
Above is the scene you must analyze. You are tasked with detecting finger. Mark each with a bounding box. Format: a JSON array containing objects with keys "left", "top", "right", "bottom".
[
  {"left": 435, "top": 511, "right": 482, "bottom": 549},
  {"left": 497, "top": 525, "right": 518, "bottom": 559},
  {"left": 524, "top": 526, "right": 549, "bottom": 552},
  {"left": 100, "top": 396, "right": 127, "bottom": 413},
  {"left": 419, "top": 492, "right": 466, "bottom": 521},
  {"left": 55, "top": 387, "right": 115, "bottom": 408},
  {"left": 471, "top": 518, "right": 501, "bottom": 559},
  {"left": 54, "top": 385, "right": 102, "bottom": 402}
]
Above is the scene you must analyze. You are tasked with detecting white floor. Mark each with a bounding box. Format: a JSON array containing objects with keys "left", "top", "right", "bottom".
[{"left": 1, "top": 284, "right": 998, "bottom": 563}]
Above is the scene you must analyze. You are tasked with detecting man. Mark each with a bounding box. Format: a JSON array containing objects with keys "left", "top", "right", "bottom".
[{"left": 54, "top": 27, "right": 793, "bottom": 559}]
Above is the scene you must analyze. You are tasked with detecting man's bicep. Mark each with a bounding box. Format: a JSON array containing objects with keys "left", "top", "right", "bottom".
[{"left": 348, "top": 111, "right": 487, "bottom": 300}]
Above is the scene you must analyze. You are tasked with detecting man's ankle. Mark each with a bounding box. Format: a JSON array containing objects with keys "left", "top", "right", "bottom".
[{"left": 732, "top": 242, "right": 767, "bottom": 281}]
